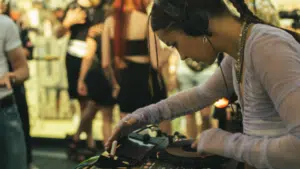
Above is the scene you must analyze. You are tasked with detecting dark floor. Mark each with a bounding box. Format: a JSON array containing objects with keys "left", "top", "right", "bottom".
[
  {"left": 33, "top": 147, "right": 77, "bottom": 169},
  {"left": 31, "top": 138, "right": 104, "bottom": 169}
]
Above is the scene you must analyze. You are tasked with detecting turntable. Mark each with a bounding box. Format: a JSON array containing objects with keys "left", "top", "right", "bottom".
[{"left": 74, "top": 125, "right": 230, "bottom": 169}]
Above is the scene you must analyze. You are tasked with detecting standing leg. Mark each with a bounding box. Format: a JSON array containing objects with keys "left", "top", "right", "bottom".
[
  {"left": 79, "top": 98, "right": 88, "bottom": 119},
  {"left": 186, "top": 113, "right": 198, "bottom": 139},
  {"left": 200, "top": 106, "right": 212, "bottom": 132},
  {"left": 68, "top": 101, "right": 98, "bottom": 161},
  {"left": 100, "top": 105, "right": 114, "bottom": 144},
  {"left": 1, "top": 104, "right": 27, "bottom": 169},
  {"left": 13, "top": 86, "right": 33, "bottom": 167},
  {"left": 159, "top": 120, "right": 172, "bottom": 135},
  {"left": 73, "top": 100, "right": 98, "bottom": 147}
]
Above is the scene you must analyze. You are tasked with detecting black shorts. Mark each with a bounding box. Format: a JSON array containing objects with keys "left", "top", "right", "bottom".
[
  {"left": 66, "top": 54, "right": 116, "bottom": 105},
  {"left": 117, "top": 60, "right": 167, "bottom": 113},
  {"left": 65, "top": 54, "right": 82, "bottom": 99},
  {"left": 85, "top": 66, "right": 116, "bottom": 106}
]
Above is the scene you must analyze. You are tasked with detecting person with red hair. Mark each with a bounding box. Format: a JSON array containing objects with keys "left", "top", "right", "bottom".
[{"left": 102, "top": 0, "right": 172, "bottom": 132}]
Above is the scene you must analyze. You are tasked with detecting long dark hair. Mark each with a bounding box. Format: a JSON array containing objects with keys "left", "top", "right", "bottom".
[
  {"left": 113, "top": 0, "right": 126, "bottom": 67},
  {"left": 150, "top": 0, "right": 300, "bottom": 43}
]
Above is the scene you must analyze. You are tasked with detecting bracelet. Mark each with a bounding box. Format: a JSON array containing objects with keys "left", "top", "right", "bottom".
[{"left": 10, "top": 77, "right": 16, "bottom": 85}]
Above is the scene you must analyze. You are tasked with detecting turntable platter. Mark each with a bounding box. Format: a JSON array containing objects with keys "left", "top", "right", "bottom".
[
  {"left": 165, "top": 139, "right": 214, "bottom": 158},
  {"left": 165, "top": 147, "right": 201, "bottom": 158}
]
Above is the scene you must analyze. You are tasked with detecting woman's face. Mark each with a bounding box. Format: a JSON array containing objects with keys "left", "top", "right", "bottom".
[
  {"left": 156, "top": 29, "right": 217, "bottom": 64},
  {"left": 0, "top": 2, "right": 8, "bottom": 14}
]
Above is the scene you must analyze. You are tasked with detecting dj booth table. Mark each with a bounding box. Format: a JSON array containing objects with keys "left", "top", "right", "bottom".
[{"left": 75, "top": 126, "right": 236, "bottom": 169}]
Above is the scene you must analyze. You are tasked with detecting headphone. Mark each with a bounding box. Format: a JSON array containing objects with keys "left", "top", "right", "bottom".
[
  {"left": 153, "top": 0, "right": 212, "bottom": 37},
  {"left": 153, "top": 0, "right": 240, "bottom": 123}
]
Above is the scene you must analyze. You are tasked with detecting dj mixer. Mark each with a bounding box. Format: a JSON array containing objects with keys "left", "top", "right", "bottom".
[{"left": 74, "top": 126, "right": 231, "bottom": 169}]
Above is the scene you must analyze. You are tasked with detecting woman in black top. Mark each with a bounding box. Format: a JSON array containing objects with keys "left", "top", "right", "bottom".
[
  {"left": 57, "top": 0, "right": 115, "bottom": 159},
  {"left": 102, "top": 0, "right": 172, "bottom": 134}
]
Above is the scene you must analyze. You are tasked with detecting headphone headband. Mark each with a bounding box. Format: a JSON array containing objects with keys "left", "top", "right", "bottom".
[
  {"left": 153, "top": 0, "right": 211, "bottom": 36},
  {"left": 154, "top": 0, "right": 185, "bottom": 20}
]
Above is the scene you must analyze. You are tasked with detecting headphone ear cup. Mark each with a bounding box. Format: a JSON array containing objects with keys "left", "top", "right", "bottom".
[{"left": 182, "top": 11, "right": 210, "bottom": 36}]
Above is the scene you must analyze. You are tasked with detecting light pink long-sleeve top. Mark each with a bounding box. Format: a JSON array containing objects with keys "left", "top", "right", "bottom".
[{"left": 121, "top": 24, "right": 300, "bottom": 169}]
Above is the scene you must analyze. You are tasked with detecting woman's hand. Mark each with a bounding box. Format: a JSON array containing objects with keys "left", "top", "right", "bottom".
[
  {"left": 63, "top": 8, "right": 86, "bottom": 28},
  {"left": 191, "top": 134, "right": 214, "bottom": 158},
  {"left": 0, "top": 72, "right": 16, "bottom": 90},
  {"left": 22, "top": 48, "right": 30, "bottom": 58},
  {"left": 77, "top": 80, "right": 88, "bottom": 96},
  {"left": 88, "top": 23, "right": 103, "bottom": 38},
  {"left": 114, "top": 57, "right": 127, "bottom": 69},
  {"left": 112, "top": 84, "right": 120, "bottom": 99},
  {"left": 105, "top": 116, "right": 138, "bottom": 150}
]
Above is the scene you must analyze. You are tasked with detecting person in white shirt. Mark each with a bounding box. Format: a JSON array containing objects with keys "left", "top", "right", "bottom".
[{"left": 0, "top": 14, "right": 29, "bottom": 169}]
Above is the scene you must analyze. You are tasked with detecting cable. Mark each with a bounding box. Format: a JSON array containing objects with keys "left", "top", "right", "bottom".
[
  {"left": 73, "top": 162, "right": 92, "bottom": 169},
  {"left": 134, "top": 124, "right": 159, "bottom": 134},
  {"left": 153, "top": 24, "right": 163, "bottom": 90},
  {"left": 147, "top": 15, "right": 163, "bottom": 90},
  {"left": 73, "top": 156, "right": 99, "bottom": 169},
  {"left": 81, "top": 156, "right": 99, "bottom": 164},
  {"left": 207, "top": 37, "right": 237, "bottom": 115},
  {"left": 219, "top": 55, "right": 237, "bottom": 114}
]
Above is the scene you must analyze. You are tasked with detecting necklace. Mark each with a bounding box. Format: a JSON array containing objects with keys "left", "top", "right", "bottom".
[{"left": 235, "top": 21, "right": 252, "bottom": 84}]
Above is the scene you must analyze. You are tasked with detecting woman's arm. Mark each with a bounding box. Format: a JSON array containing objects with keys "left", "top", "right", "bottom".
[
  {"left": 197, "top": 32, "right": 300, "bottom": 169},
  {"left": 101, "top": 17, "right": 118, "bottom": 86},
  {"left": 78, "top": 37, "right": 97, "bottom": 82},
  {"left": 5, "top": 18, "right": 29, "bottom": 84},
  {"left": 121, "top": 56, "right": 234, "bottom": 129}
]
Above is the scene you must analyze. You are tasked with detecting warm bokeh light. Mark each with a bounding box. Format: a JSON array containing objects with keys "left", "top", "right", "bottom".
[{"left": 214, "top": 98, "right": 229, "bottom": 109}]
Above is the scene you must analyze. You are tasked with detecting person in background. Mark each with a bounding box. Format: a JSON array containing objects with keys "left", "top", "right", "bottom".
[
  {"left": 56, "top": 0, "right": 114, "bottom": 161},
  {"left": 101, "top": 0, "right": 172, "bottom": 134},
  {"left": 176, "top": 53, "right": 218, "bottom": 138},
  {"left": 53, "top": 8, "right": 65, "bottom": 23},
  {"left": 0, "top": 1, "right": 37, "bottom": 169},
  {"left": 67, "top": 0, "right": 117, "bottom": 161},
  {"left": 0, "top": 13, "right": 29, "bottom": 169}
]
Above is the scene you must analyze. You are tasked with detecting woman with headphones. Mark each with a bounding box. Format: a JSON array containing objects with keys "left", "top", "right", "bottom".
[{"left": 105, "top": 0, "right": 300, "bottom": 168}]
